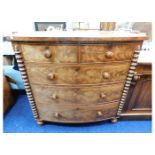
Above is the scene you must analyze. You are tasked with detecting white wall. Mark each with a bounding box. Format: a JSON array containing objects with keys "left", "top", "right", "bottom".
[
  {"left": 0, "top": 0, "right": 101, "bottom": 34},
  {"left": 0, "top": 0, "right": 101, "bottom": 33},
  {"left": 0, "top": 0, "right": 101, "bottom": 49}
]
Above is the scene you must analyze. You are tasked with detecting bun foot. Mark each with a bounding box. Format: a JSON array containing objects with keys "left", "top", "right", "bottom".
[
  {"left": 36, "top": 119, "right": 44, "bottom": 126},
  {"left": 111, "top": 117, "right": 118, "bottom": 123}
]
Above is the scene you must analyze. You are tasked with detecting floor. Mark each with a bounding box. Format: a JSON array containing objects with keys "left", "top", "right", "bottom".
[{"left": 3, "top": 95, "right": 152, "bottom": 133}]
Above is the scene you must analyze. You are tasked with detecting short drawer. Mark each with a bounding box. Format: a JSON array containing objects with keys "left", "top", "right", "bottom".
[
  {"left": 80, "top": 43, "right": 140, "bottom": 63},
  {"left": 31, "top": 83, "right": 124, "bottom": 104},
  {"left": 26, "top": 62, "right": 130, "bottom": 85},
  {"left": 36, "top": 101, "right": 119, "bottom": 123},
  {"left": 21, "top": 44, "right": 78, "bottom": 63}
]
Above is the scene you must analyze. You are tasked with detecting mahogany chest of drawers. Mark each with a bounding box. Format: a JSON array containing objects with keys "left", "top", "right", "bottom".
[{"left": 10, "top": 31, "right": 147, "bottom": 125}]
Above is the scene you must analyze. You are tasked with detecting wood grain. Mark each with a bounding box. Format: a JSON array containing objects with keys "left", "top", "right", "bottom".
[
  {"left": 36, "top": 101, "right": 119, "bottom": 123},
  {"left": 25, "top": 62, "right": 130, "bottom": 85},
  {"left": 21, "top": 44, "right": 78, "bottom": 63},
  {"left": 21, "top": 43, "right": 140, "bottom": 64},
  {"left": 31, "top": 83, "right": 124, "bottom": 104},
  {"left": 13, "top": 43, "right": 40, "bottom": 121},
  {"left": 121, "top": 63, "right": 152, "bottom": 119},
  {"left": 3, "top": 75, "right": 13, "bottom": 113},
  {"left": 80, "top": 43, "right": 140, "bottom": 63},
  {"left": 123, "top": 63, "right": 152, "bottom": 111},
  {"left": 10, "top": 32, "right": 146, "bottom": 124}
]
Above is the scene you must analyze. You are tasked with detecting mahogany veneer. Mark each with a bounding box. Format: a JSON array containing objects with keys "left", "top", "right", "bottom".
[{"left": 10, "top": 31, "right": 147, "bottom": 125}]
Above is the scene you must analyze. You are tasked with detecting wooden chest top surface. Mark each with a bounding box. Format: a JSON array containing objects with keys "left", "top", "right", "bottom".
[{"left": 10, "top": 31, "right": 148, "bottom": 42}]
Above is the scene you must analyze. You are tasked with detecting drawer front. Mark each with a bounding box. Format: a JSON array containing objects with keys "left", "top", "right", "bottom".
[
  {"left": 80, "top": 43, "right": 139, "bottom": 63},
  {"left": 36, "top": 101, "right": 119, "bottom": 123},
  {"left": 26, "top": 63, "right": 130, "bottom": 85},
  {"left": 31, "top": 83, "right": 124, "bottom": 104},
  {"left": 21, "top": 44, "right": 78, "bottom": 63}
]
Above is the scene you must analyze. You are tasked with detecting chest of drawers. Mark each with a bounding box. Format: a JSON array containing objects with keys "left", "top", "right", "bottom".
[{"left": 10, "top": 31, "right": 147, "bottom": 125}]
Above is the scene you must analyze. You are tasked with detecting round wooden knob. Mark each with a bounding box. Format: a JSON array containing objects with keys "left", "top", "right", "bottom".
[
  {"left": 97, "top": 111, "right": 103, "bottom": 116},
  {"left": 44, "top": 49, "right": 52, "bottom": 58},
  {"left": 111, "top": 117, "right": 118, "bottom": 123},
  {"left": 134, "top": 75, "right": 140, "bottom": 81},
  {"left": 54, "top": 112, "right": 61, "bottom": 118},
  {"left": 48, "top": 73, "right": 55, "bottom": 80},
  {"left": 75, "top": 67, "right": 80, "bottom": 72},
  {"left": 14, "top": 45, "right": 20, "bottom": 51},
  {"left": 105, "top": 51, "right": 113, "bottom": 58},
  {"left": 100, "top": 93, "right": 106, "bottom": 98},
  {"left": 133, "top": 72, "right": 140, "bottom": 81},
  {"left": 52, "top": 94, "right": 57, "bottom": 99},
  {"left": 103, "top": 72, "right": 110, "bottom": 79}
]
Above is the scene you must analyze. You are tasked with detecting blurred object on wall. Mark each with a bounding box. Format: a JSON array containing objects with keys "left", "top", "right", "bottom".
[
  {"left": 72, "top": 22, "right": 80, "bottom": 30},
  {"left": 79, "top": 22, "right": 89, "bottom": 29},
  {"left": 115, "top": 22, "right": 133, "bottom": 31},
  {"left": 132, "top": 22, "right": 152, "bottom": 41},
  {"left": 100, "top": 22, "right": 116, "bottom": 31},
  {"left": 34, "top": 22, "right": 66, "bottom": 31},
  {"left": 72, "top": 22, "right": 90, "bottom": 30},
  {"left": 131, "top": 22, "right": 152, "bottom": 51}
]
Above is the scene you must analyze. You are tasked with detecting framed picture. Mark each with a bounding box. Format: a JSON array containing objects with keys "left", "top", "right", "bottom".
[
  {"left": 100, "top": 22, "right": 116, "bottom": 31},
  {"left": 34, "top": 22, "right": 66, "bottom": 31}
]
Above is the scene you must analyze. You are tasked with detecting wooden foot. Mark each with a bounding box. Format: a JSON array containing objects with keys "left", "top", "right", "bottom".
[
  {"left": 111, "top": 117, "right": 118, "bottom": 123},
  {"left": 36, "top": 119, "right": 44, "bottom": 126}
]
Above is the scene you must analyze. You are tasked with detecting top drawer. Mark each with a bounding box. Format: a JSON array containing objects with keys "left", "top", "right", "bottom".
[
  {"left": 21, "top": 44, "right": 78, "bottom": 63},
  {"left": 20, "top": 43, "right": 140, "bottom": 63},
  {"left": 80, "top": 43, "right": 140, "bottom": 63}
]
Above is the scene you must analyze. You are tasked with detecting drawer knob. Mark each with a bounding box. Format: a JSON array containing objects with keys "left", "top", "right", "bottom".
[
  {"left": 44, "top": 49, "right": 52, "bottom": 58},
  {"left": 103, "top": 72, "right": 110, "bottom": 79},
  {"left": 134, "top": 75, "right": 140, "bottom": 81},
  {"left": 52, "top": 94, "right": 57, "bottom": 99},
  {"left": 105, "top": 51, "right": 113, "bottom": 58},
  {"left": 75, "top": 67, "right": 80, "bottom": 72},
  {"left": 54, "top": 112, "right": 61, "bottom": 118},
  {"left": 100, "top": 93, "right": 106, "bottom": 98},
  {"left": 133, "top": 72, "right": 140, "bottom": 81},
  {"left": 97, "top": 111, "right": 103, "bottom": 116},
  {"left": 48, "top": 73, "right": 55, "bottom": 80}
]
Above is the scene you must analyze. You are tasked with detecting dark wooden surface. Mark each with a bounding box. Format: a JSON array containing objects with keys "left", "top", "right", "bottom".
[
  {"left": 11, "top": 32, "right": 147, "bottom": 124},
  {"left": 31, "top": 83, "right": 124, "bottom": 104},
  {"left": 37, "top": 101, "right": 119, "bottom": 123},
  {"left": 26, "top": 62, "right": 130, "bottom": 85},
  {"left": 121, "top": 63, "right": 152, "bottom": 119},
  {"left": 21, "top": 43, "right": 139, "bottom": 63},
  {"left": 3, "top": 75, "right": 13, "bottom": 113}
]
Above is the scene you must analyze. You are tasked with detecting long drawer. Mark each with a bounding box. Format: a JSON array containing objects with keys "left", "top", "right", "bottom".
[
  {"left": 36, "top": 100, "right": 119, "bottom": 123},
  {"left": 31, "top": 83, "right": 124, "bottom": 104},
  {"left": 26, "top": 62, "right": 130, "bottom": 85},
  {"left": 21, "top": 43, "right": 139, "bottom": 63}
]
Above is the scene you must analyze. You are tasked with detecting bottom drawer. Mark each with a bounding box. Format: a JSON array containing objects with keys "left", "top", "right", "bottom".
[{"left": 37, "top": 101, "right": 119, "bottom": 123}]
